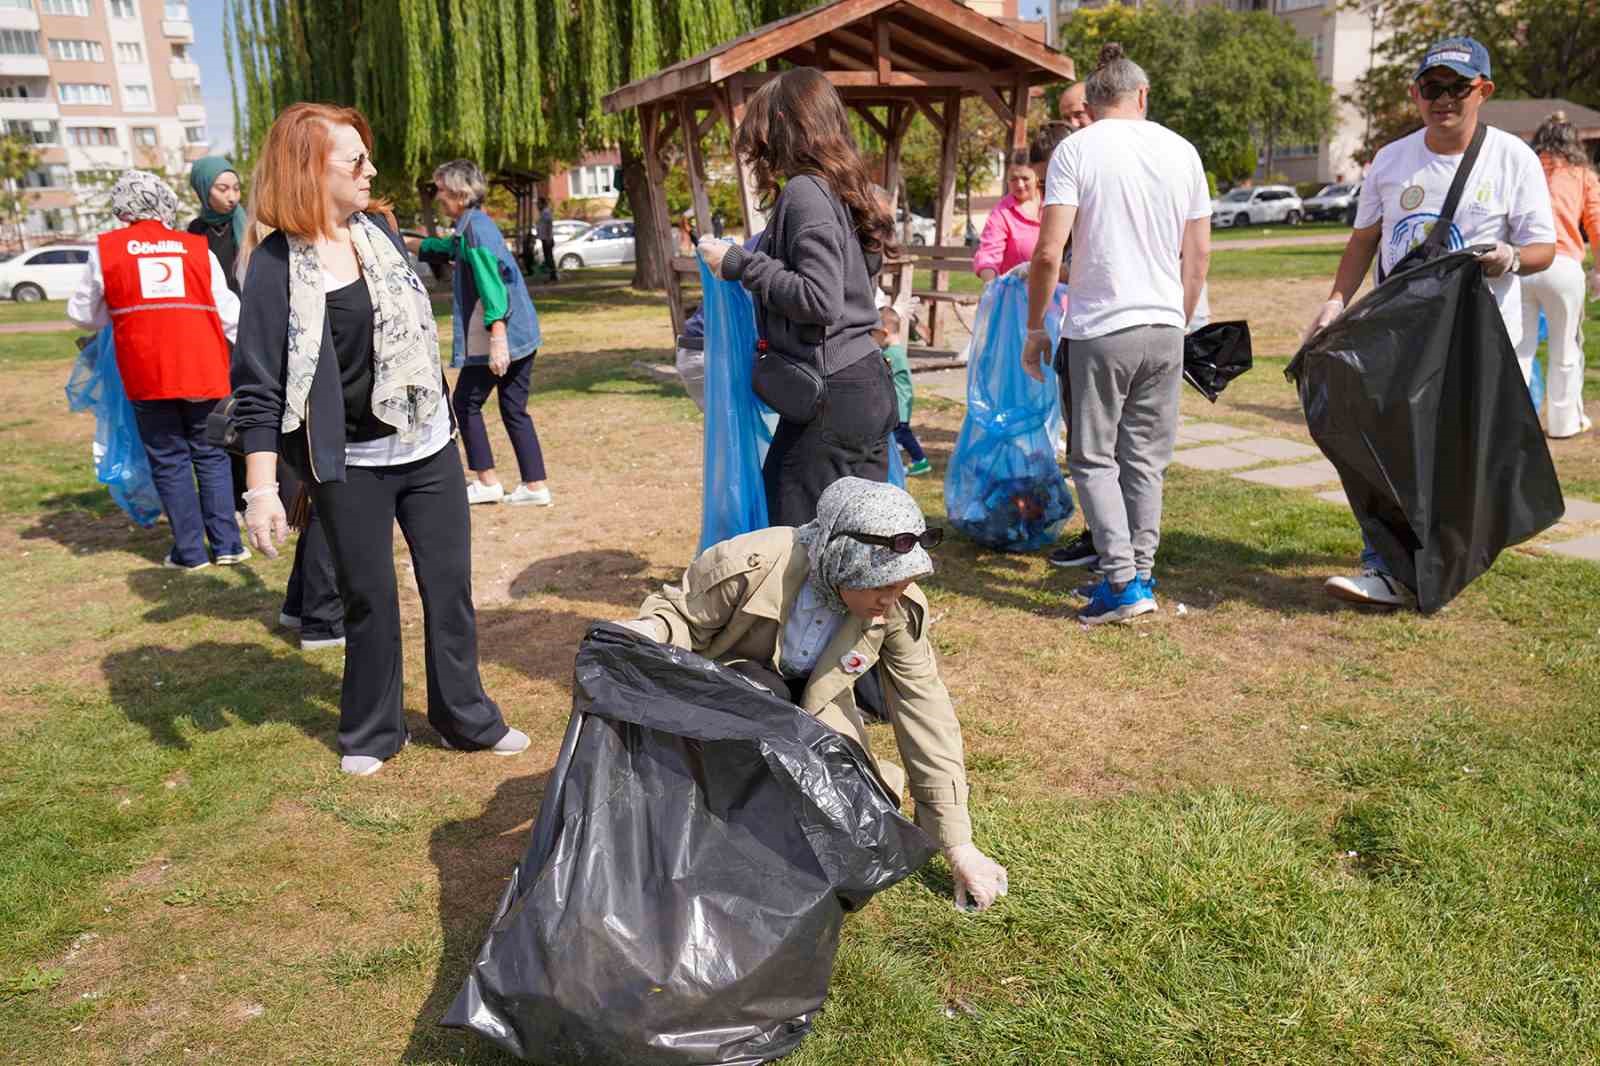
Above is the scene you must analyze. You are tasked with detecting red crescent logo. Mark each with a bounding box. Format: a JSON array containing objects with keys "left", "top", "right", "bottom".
[{"left": 154, "top": 262, "right": 173, "bottom": 283}]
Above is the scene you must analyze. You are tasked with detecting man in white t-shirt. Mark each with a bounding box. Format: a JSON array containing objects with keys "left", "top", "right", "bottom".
[
  {"left": 1306, "top": 36, "right": 1556, "bottom": 609},
  {"left": 1022, "top": 44, "right": 1212, "bottom": 625}
]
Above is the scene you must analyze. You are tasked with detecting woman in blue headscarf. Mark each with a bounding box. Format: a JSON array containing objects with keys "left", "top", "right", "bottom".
[{"left": 187, "top": 156, "right": 246, "bottom": 294}]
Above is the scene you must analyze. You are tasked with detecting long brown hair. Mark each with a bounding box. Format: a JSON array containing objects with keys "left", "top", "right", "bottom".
[
  {"left": 735, "top": 67, "right": 898, "bottom": 258},
  {"left": 1531, "top": 111, "right": 1594, "bottom": 170}
]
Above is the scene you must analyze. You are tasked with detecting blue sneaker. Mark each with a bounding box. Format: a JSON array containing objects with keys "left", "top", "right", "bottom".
[{"left": 1079, "top": 577, "right": 1158, "bottom": 626}]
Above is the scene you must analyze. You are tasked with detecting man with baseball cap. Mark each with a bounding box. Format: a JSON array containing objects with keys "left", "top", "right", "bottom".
[{"left": 1304, "top": 36, "right": 1555, "bottom": 609}]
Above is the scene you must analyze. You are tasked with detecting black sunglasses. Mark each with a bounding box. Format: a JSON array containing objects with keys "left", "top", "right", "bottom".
[
  {"left": 830, "top": 528, "right": 944, "bottom": 554},
  {"left": 1417, "top": 78, "right": 1479, "bottom": 101}
]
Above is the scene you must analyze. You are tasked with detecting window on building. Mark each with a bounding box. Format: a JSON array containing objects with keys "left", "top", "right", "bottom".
[
  {"left": 170, "top": 42, "right": 190, "bottom": 61},
  {"left": 1310, "top": 31, "right": 1324, "bottom": 66},
  {"left": 49, "top": 39, "right": 105, "bottom": 62},
  {"left": 58, "top": 83, "right": 113, "bottom": 104},
  {"left": 115, "top": 41, "right": 142, "bottom": 63},
  {"left": 74, "top": 168, "right": 117, "bottom": 188},
  {"left": 183, "top": 125, "right": 206, "bottom": 143},
  {"left": 0, "top": 29, "right": 40, "bottom": 55},
  {"left": 122, "top": 83, "right": 149, "bottom": 107},
  {"left": 0, "top": 83, "right": 32, "bottom": 98},
  {"left": 23, "top": 164, "right": 72, "bottom": 188},
  {"left": 0, "top": 0, "right": 35, "bottom": 10},
  {"left": 164, "top": 0, "right": 187, "bottom": 17},
  {"left": 40, "top": 0, "right": 90, "bottom": 14},
  {"left": 1276, "top": 0, "right": 1323, "bottom": 10},
  {"left": 4, "top": 118, "right": 58, "bottom": 144},
  {"left": 109, "top": 0, "right": 136, "bottom": 16},
  {"left": 131, "top": 125, "right": 157, "bottom": 146},
  {"left": 67, "top": 126, "right": 116, "bottom": 146},
  {"left": 1278, "top": 144, "right": 1320, "bottom": 159},
  {"left": 570, "top": 164, "right": 618, "bottom": 198}
]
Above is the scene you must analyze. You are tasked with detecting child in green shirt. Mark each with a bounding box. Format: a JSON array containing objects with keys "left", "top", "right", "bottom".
[{"left": 875, "top": 306, "right": 930, "bottom": 476}]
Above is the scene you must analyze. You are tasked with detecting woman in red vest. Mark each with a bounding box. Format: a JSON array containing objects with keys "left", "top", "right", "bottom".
[{"left": 66, "top": 170, "right": 245, "bottom": 571}]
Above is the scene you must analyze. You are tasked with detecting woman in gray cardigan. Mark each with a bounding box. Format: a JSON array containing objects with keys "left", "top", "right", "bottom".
[{"left": 698, "top": 67, "right": 900, "bottom": 527}]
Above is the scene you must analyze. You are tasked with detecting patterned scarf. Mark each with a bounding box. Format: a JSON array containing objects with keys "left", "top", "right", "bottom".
[
  {"left": 111, "top": 170, "right": 178, "bottom": 228},
  {"left": 794, "top": 477, "right": 934, "bottom": 615},
  {"left": 281, "top": 213, "right": 442, "bottom": 438}
]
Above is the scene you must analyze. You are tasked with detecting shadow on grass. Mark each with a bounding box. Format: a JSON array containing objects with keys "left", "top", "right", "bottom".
[
  {"left": 100, "top": 640, "right": 342, "bottom": 753},
  {"left": 18, "top": 489, "right": 169, "bottom": 559},
  {"left": 402, "top": 770, "right": 552, "bottom": 1065},
  {"left": 1225, "top": 400, "right": 1311, "bottom": 428},
  {"left": 123, "top": 565, "right": 291, "bottom": 637}
]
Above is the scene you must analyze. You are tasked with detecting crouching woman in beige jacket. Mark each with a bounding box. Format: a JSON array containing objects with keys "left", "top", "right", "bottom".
[{"left": 619, "top": 477, "right": 1008, "bottom": 911}]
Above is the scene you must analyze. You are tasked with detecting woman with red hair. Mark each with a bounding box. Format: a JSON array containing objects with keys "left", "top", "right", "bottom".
[{"left": 230, "top": 103, "right": 527, "bottom": 776}]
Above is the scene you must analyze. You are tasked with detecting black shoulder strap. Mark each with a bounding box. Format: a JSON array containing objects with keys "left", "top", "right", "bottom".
[{"left": 1422, "top": 122, "right": 1489, "bottom": 254}]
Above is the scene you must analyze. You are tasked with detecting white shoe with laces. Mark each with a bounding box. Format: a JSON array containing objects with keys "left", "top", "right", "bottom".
[
  {"left": 505, "top": 485, "right": 553, "bottom": 506},
  {"left": 466, "top": 481, "right": 505, "bottom": 505},
  {"left": 1324, "top": 569, "right": 1404, "bottom": 608}
]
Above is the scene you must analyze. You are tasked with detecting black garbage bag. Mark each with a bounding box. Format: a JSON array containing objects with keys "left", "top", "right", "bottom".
[
  {"left": 1286, "top": 249, "right": 1563, "bottom": 613},
  {"left": 1183, "top": 320, "right": 1253, "bottom": 402},
  {"left": 444, "top": 623, "right": 937, "bottom": 1064}
]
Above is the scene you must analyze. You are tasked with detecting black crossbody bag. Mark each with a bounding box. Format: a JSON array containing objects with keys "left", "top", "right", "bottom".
[
  {"left": 749, "top": 181, "right": 870, "bottom": 423},
  {"left": 1382, "top": 122, "right": 1488, "bottom": 282}
]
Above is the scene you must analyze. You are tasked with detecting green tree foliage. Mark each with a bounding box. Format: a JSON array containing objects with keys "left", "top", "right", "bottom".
[
  {"left": 1058, "top": 3, "right": 1333, "bottom": 184},
  {"left": 0, "top": 134, "right": 41, "bottom": 250},
  {"left": 1345, "top": 0, "right": 1600, "bottom": 163}
]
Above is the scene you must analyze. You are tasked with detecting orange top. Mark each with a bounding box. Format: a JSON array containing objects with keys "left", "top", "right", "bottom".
[{"left": 1543, "top": 156, "right": 1600, "bottom": 264}]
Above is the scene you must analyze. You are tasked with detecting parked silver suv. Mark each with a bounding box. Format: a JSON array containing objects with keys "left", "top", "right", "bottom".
[{"left": 1211, "top": 185, "right": 1304, "bottom": 228}]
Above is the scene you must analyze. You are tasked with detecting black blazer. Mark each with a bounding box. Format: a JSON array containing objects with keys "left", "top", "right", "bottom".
[{"left": 230, "top": 213, "right": 451, "bottom": 484}]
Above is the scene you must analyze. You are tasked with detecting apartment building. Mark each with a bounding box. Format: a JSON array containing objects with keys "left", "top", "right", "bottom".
[
  {"left": 1052, "top": 0, "right": 1384, "bottom": 183},
  {"left": 0, "top": 0, "right": 206, "bottom": 240}
]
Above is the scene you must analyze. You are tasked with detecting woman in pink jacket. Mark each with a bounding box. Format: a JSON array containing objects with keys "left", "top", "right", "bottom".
[{"left": 973, "top": 158, "right": 1042, "bottom": 281}]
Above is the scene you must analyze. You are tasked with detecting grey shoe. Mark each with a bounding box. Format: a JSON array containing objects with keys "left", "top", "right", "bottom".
[
  {"left": 301, "top": 635, "right": 347, "bottom": 651},
  {"left": 340, "top": 755, "right": 384, "bottom": 777},
  {"left": 439, "top": 727, "right": 530, "bottom": 756}
]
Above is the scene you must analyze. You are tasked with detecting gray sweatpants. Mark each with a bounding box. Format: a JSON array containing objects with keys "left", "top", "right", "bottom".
[{"left": 1066, "top": 324, "right": 1184, "bottom": 586}]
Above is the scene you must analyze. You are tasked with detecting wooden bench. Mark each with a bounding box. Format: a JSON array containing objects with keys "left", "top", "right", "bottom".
[{"left": 881, "top": 243, "right": 977, "bottom": 350}]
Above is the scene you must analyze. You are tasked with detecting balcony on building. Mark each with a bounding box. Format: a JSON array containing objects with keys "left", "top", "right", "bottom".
[
  {"left": 0, "top": 97, "right": 60, "bottom": 121},
  {"left": 176, "top": 103, "right": 205, "bottom": 122},
  {"left": 0, "top": 55, "right": 50, "bottom": 78},
  {"left": 0, "top": 7, "right": 41, "bottom": 32},
  {"left": 168, "top": 58, "right": 199, "bottom": 82}
]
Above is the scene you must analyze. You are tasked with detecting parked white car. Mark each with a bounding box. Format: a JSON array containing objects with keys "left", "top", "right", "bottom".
[
  {"left": 550, "top": 220, "right": 636, "bottom": 270},
  {"left": 1303, "top": 182, "right": 1358, "bottom": 222},
  {"left": 896, "top": 208, "right": 937, "bottom": 246},
  {"left": 1211, "top": 185, "right": 1304, "bottom": 228},
  {"left": 0, "top": 243, "right": 93, "bottom": 301}
]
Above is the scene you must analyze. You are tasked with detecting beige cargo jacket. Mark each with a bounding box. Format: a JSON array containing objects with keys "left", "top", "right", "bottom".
[{"left": 634, "top": 526, "right": 972, "bottom": 847}]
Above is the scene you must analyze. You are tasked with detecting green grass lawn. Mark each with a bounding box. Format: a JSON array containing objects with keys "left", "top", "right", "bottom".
[
  {"left": 0, "top": 298, "right": 72, "bottom": 325},
  {"left": 1212, "top": 219, "right": 1350, "bottom": 241}
]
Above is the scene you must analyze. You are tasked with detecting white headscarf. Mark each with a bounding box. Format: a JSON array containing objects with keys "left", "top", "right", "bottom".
[
  {"left": 111, "top": 170, "right": 179, "bottom": 229},
  {"left": 793, "top": 478, "right": 934, "bottom": 615}
]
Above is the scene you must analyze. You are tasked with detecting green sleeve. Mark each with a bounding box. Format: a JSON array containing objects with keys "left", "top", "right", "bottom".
[
  {"left": 417, "top": 236, "right": 457, "bottom": 258},
  {"left": 463, "top": 246, "right": 509, "bottom": 327}
]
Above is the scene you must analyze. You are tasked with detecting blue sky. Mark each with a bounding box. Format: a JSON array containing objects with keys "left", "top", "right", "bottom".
[{"left": 189, "top": 2, "right": 235, "bottom": 155}]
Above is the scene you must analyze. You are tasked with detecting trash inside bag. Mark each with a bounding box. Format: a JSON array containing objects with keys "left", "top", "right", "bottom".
[
  {"left": 945, "top": 274, "right": 1073, "bottom": 551},
  {"left": 64, "top": 327, "right": 162, "bottom": 528},
  {"left": 1183, "top": 320, "right": 1253, "bottom": 402},
  {"left": 698, "top": 255, "right": 778, "bottom": 552},
  {"left": 1287, "top": 250, "right": 1562, "bottom": 613},
  {"left": 445, "top": 624, "right": 937, "bottom": 1065}
]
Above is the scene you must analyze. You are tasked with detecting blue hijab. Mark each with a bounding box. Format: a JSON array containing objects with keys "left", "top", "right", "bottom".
[{"left": 188, "top": 155, "right": 245, "bottom": 246}]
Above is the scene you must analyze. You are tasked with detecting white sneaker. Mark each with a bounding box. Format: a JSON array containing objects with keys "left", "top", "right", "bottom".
[
  {"left": 465, "top": 481, "right": 505, "bottom": 505},
  {"left": 301, "top": 634, "right": 346, "bottom": 652},
  {"left": 439, "top": 727, "right": 530, "bottom": 756},
  {"left": 340, "top": 755, "right": 384, "bottom": 777},
  {"left": 1324, "top": 570, "right": 1404, "bottom": 608},
  {"left": 505, "top": 485, "right": 553, "bottom": 507},
  {"left": 162, "top": 552, "right": 211, "bottom": 572},
  {"left": 216, "top": 546, "right": 252, "bottom": 565}
]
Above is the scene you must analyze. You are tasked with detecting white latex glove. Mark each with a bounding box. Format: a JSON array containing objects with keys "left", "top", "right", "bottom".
[
  {"left": 945, "top": 844, "right": 1008, "bottom": 912},
  {"left": 488, "top": 330, "right": 511, "bottom": 376},
  {"left": 243, "top": 484, "right": 289, "bottom": 559},
  {"left": 1587, "top": 269, "right": 1600, "bottom": 301},
  {"left": 1021, "top": 328, "right": 1051, "bottom": 383},
  {"left": 1302, "top": 297, "right": 1345, "bottom": 343},
  {"left": 1476, "top": 241, "right": 1515, "bottom": 278},
  {"left": 611, "top": 617, "right": 667, "bottom": 642},
  {"left": 697, "top": 235, "right": 729, "bottom": 274}
]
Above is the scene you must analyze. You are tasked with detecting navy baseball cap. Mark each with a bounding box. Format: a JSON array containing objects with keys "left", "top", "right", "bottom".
[{"left": 1414, "top": 37, "right": 1491, "bottom": 81}]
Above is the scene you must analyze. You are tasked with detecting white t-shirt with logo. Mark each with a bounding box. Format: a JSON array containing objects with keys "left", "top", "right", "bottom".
[
  {"left": 1355, "top": 125, "right": 1555, "bottom": 344},
  {"left": 1043, "top": 118, "right": 1211, "bottom": 340}
]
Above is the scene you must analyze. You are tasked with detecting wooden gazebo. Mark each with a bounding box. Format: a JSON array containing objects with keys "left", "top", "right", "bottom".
[{"left": 602, "top": 0, "right": 1075, "bottom": 338}]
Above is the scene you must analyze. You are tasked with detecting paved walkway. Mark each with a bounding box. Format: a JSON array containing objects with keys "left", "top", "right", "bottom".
[
  {"left": 0, "top": 320, "right": 76, "bottom": 334},
  {"left": 1213, "top": 232, "right": 1349, "bottom": 251},
  {"left": 917, "top": 365, "right": 1600, "bottom": 562}
]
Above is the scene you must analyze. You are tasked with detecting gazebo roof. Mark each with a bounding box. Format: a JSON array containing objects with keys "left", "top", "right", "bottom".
[{"left": 603, "top": 0, "right": 1074, "bottom": 115}]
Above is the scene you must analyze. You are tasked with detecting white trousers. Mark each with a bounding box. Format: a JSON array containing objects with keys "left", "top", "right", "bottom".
[{"left": 1516, "top": 255, "right": 1590, "bottom": 438}]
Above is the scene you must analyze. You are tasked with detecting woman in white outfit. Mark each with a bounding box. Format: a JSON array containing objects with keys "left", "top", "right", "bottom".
[{"left": 1517, "top": 113, "right": 1600, "bottom": 438}]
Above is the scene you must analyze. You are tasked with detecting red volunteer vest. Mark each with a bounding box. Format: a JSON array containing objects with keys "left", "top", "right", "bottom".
[{"left": 97, "top": 220, "right": 230, "bottom": 401}]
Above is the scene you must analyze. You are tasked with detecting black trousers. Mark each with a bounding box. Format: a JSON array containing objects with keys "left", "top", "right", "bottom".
[
  {"left": 762, "top": 352, "right": 897, "bottom": 527},
  {"left": 454, "top": 357, "right": 548, "bottom": 482},
  {"left": 540, "top": 238, "right": 558, "bottom": 279},
  {"left": 311, "top": 444, "right": 507, "bottom": 759},
  {"left": 278, "top": 462, "right": 344, "bottom": 641}
]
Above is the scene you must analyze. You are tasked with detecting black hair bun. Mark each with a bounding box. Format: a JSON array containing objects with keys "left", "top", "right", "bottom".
[{"left": 1096, "top": 42, "right": 1125, "bottom": 69}]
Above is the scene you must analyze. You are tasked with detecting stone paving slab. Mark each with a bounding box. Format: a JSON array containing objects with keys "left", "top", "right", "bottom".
[
  {"left": 1315, "top": 488, "right": 1349, "bottom": 506},
  {"left": 916, "top": 367, "right": 970, "bottom": 405},
  {"left": 1175, "top": 422, "right": 1256, "bottom": 444},
  {"left": 1231, "top": 437, "right": 1323, "bottom": 462},
  {"left": 1171, "top": 444, "right": 1263, "bottom": 471},
  {"left": 1547, "top": 534, "right": 1600, "bottom": 561},
  {"left": 1232, "top": 459, "right": 1342, "bottom": 489},
  {"left": 1561, "top": 497, "right": 1600, "bottom": 523}
]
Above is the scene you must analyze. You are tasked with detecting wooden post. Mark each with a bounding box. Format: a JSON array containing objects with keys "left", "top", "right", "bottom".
[
  {"left": 723, "top": 75, "right": 765, "bottom": 236},
  {"left": 678, "top": 98, "right": 713, "bottom": 239},
  {"left": 1010, "top": 74, "right": 1030, "bottom": 163},
  {"left": 640, "top": 103, "right": 686, "bottom": 337},
  {"left": 882, "top": 104, "right": 915, "bottom": 214},
  {"left": 930, "top": 92, "right": 960, "bottom": 348}
]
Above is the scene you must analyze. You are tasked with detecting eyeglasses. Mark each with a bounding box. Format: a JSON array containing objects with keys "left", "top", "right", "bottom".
[
  {"left": 1417, "top": 78, "right": 1479, "bottom": 101},
  {"left": 334, "top": 151, "right": 371, "bottom": 176},
  {"left": 829, "top": 528, "right": 944, "bottom": 554}
]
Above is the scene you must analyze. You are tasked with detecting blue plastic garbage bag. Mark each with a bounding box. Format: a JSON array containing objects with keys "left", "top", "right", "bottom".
[
  {"left": 1529, "top": 355, "right": 1546, "bottom": 414},
  {"left": 944, "top": 274, "right": 1073, "bottom": 551},
  {"left": 64, "top": 327, "right": 162, "bottom": 528},
  {"left": 697, "top": 255, "right": 778, "bottom": 551},
  {"left": 887, "top": 426, "right": 905, "bottom": 488}
]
